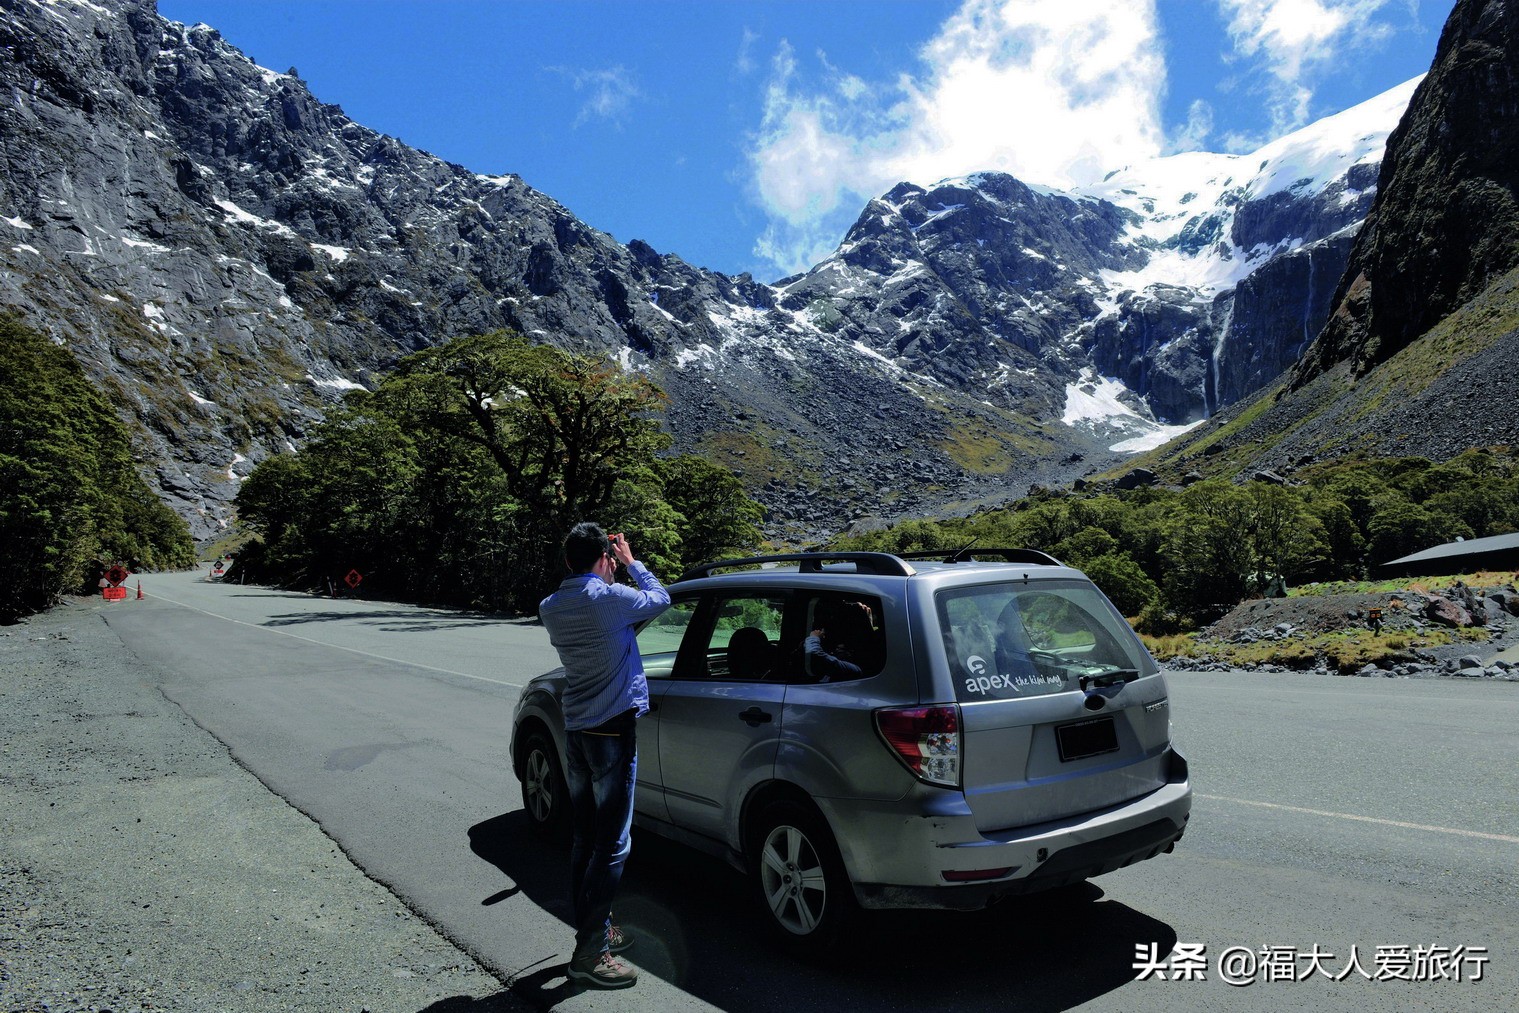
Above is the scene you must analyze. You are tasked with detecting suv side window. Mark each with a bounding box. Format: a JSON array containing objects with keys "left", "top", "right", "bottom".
[
  {"left": 798, "top": 592, "right": 886, "bottom": 682},
  {"left": 637, "top": 597, "right": 699, "bottom": 679},
  {"left": 679, "top": 594, "right": 788, "bottom": 682}
]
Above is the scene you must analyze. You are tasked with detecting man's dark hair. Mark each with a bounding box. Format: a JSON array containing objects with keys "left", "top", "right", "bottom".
[{"left": 563, "top": 522, "right": 610, "bottom": 574}]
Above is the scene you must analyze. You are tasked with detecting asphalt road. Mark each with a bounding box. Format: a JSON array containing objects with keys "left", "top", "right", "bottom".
[{"left": 103, "top": 569, "right": 1519, "bottom": 1012}]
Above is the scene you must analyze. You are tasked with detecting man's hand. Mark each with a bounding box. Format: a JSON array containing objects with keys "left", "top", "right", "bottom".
[{"left": 609, "top": 532, "right": 636, "bottom": 566}]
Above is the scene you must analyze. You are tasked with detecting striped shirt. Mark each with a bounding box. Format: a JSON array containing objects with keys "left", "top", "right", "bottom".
[{"left": 539, "top": 561, "right": 670, "bottom": 731}]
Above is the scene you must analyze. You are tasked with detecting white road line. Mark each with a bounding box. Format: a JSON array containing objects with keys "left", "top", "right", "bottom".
[
  {"left": 1198, "top": 793, "right": 1519, "bottom": 844},
  {"left": 136, "top": 587, "right": 526, "bottom": 690}
]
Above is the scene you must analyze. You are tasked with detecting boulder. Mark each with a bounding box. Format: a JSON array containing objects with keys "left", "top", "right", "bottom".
[
  {"left": 1115, "top": 468, "right": 1157, "bottom": 490},
  {"left": 1486, "top": 591, "right": 1519, "bottom": 617},
  {"left": 1425, "top": 598, "right": 1473, "bottom": 628}
]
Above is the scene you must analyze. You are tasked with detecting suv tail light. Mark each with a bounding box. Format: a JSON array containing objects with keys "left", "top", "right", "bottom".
[{"left": 875, "top": 705, "right": 961, "bottom": 787}]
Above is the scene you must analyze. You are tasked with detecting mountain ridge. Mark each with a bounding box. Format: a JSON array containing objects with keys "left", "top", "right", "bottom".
[{"left": 0, "top": 0, "right": 1425, "bottom": 541}]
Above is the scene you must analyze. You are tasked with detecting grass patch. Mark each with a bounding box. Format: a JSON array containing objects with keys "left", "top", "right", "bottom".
[
  {"left": 926, "top": 395, "right": 1057, "bottom": 471},
  {"left": 198, "top": 527, "right": 259, "bottom": 561},
  {"left": 936, "top": 425, "right": 1016, "bottom": 474},
  {"left": 1141, "top": 626, "right": 1486, "bottom": 673},
  {"left": 1360, "top": 264, "right": 1519, "bottom": 404},
  {"left": 696, "top": 424, "right": 800, "bottom": 480},
  {"left": 1291, "top": 571, "right": 1519, "bottom": 596}
]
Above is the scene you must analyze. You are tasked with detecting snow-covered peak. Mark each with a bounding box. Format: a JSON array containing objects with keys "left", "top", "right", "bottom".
[
  {"left": 1249, "top": 76, "right": 1420, "bottom": 200},
  {"left": 1081, "top": 77, "right": 1420, "bottom": 246}
]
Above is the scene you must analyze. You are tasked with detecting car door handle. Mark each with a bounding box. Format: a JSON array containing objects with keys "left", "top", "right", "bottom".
[{"left": 739, "top": 706, "right": 773, "bottom": 727}]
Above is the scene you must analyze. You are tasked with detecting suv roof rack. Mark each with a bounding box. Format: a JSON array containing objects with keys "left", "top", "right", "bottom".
[
  {"left": 895, "top": 547, "right": 1062, "bottom": 566},
  {"left": 677, "top": 552, "right": 918, "bottom": 583}
]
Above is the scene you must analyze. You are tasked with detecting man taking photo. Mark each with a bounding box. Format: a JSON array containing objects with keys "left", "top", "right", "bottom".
[{"left": 538, "top": 522, "right": 670, "bottom": 989}]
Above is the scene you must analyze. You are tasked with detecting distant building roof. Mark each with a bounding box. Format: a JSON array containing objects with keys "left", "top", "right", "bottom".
[{"left": 1383, "top": 531, "right": 1519, "bottom": 567}]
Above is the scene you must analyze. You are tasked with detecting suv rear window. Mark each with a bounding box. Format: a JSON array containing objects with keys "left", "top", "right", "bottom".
[{"left": 937, "top": 580, "right": 1152, "bottom": 702}]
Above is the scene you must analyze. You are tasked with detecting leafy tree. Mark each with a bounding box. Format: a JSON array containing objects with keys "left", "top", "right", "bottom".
[
  {"left": 393, "top": 331, "right": 670, "bottom": 532},
  {"left": 1302, "top": 493, "right": 1365, "bottom": 579},
  {"left": 1366, "top": 500, "right": 1470, "bottom": 564},
  {"left": 234, "top": 330, "right": 762, "bottom": 613},
  {"left": 1080, "top": 552, "right": 1160, "bottom": 618},
  {"left": 657, "top": 454, "right": 764, "bottom": 571},
  {"left": 1424, "top": 479, "right": 1515, "bottom": 539},
  {"left": 1005, "top": 500, "right": 1081, "bottom": 550},
  {"left": 1244, "top": 483, "right": 1328, "bottom": 586},
  {"left": 1051, "top": 526, "right": 1120, "bottom": 567},
  {"left": 1158, "top": 481, "right": 1253, "bottom": 621},
  {"left": 841, "top": 517, "right": 954, "bottom": 554},
  {"left": 0, "top": 314, "right": 193, "bottom": 621},
  {"left": 827, "top": 448, "right": 1517, "bottom": 626},
  {"left": 386, "top": 331, "right": 673, "bottom": 595},
  {"left": 233, "top": 452, "right": 315, "bottom": 581}
]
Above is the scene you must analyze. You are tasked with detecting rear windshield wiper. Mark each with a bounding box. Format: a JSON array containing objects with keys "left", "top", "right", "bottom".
[{"left": 1079, "top": 668, "right": 1141, "bottom": 692}]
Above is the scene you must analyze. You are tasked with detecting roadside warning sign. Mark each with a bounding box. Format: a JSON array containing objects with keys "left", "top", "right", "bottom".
[
  {"left": 102, "top": 587, "right": 128, "bottom": 601},
  {"left": 345, "top": 569, "right": 363, "bottom": 589},
  {"left": 105, "top": 564, "right": 129, "bottom": 586}
]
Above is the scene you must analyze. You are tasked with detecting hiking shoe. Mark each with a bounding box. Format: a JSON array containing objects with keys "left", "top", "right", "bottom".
[
  {"left": 568, "top": 951, "right": 637, "bottom": 989},
  {"left": 607, "top": 923, "right": 634, "bottom": 954}
]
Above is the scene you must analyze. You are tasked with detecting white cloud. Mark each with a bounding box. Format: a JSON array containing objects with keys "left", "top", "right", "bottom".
[
  {"left": 746, "top": 0, "right": 1168, "bottom": 276},
  {"left": 1216, "top": 0, "right": 1398, "bottom": 134},
  {"left": 737, "top": 27, "right": 760, "bottom": 76},
  {"left": 553, "top": 65, "right": 643, "bottom": 128},
  {"left": 1171, "top": 99, "right": 1216, "bottom": 153},
  {"left": 742, "top": 0, "right": 1409, "bottom": 277}
]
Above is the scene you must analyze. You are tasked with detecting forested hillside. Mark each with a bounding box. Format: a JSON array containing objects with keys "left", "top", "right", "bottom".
[
  {"left": 0, "top": 314, "right": 194, "bottom": 622},
  {"left": 835, "top": 450, "right": 1519, "bottom": 629}
]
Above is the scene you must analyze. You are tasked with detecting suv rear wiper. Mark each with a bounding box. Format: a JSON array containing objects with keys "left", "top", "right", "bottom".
[{"left": 1079, "top": 668, "right": 1141, "bottom": 692}]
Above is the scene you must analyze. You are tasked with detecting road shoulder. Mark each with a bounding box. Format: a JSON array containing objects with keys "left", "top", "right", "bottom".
[{"left": 0, "top": 598, "right": 506, "bottom": 1011}]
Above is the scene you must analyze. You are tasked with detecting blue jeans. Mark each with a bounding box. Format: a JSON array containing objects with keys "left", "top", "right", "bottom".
[{"left": 564, "top": 711, "right": 637, "bottom": 960}]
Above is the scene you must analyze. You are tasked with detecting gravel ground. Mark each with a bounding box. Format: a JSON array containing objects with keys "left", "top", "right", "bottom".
[
  {"left": 0, "top": 598, "right": 510, "bottom": 1013},
  {"left": 1204, "top": 592, "right": 1420, "bottom": 639},
  {"left": 1204, "top": 585, "right": 1518, "bottom": 649}
]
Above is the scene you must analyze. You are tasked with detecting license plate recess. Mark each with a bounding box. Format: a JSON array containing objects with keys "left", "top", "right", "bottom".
[{"left": 1056, "top": 716, "right": 1119, "bottom": 762}]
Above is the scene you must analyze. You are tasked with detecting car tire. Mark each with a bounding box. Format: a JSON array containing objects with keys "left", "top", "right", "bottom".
[
  {"left": 750, "top": 800, "right": 856, "bottom": 953},
  {"left": 520, "top": 730, "right": 570, "bottom": 842}
]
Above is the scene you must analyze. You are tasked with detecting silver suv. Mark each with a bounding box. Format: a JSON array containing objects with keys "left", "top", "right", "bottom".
[{"left": 511, "top": 549, "right": 1191, "bottom": 948}]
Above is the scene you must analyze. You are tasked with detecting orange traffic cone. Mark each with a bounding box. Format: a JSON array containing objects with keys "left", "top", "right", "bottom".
[{"left": 136, "top": 580, "right": 144, "bottom": 600}]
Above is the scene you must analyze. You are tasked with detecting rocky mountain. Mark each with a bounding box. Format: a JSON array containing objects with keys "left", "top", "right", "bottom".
[
  {"left": 1121, "top": 0, "right": 1519, "bottom": 484},
  {"left": 1291, "top": 0, "right": 1519, "bottom": 386},
  {"left": 779, "top": 80, "right": 1410, "bottom": 437},
  {"left": 0, "top": 0, "right": 1418, "bottom": 541}
]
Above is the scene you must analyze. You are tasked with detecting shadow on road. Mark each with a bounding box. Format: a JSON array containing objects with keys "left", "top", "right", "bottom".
[
  {"left": 463, "top": 810, "right": 1176, "bottom": 1012},
  {"left": 260, "top": 609, "right": 512, "bottom": 633}
]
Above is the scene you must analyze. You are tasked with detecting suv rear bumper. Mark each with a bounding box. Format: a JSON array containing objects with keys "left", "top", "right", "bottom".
[{"left": 821, "top": 774, "right": 1192, "bottom": 911}]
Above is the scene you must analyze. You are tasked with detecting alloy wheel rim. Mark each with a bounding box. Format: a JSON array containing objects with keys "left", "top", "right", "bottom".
[
  {"left": 525, "top": 750, "right": 552, "bottom": 821},
  {"left": 760, "top": 824, "right": 826, "bottom": 934}
]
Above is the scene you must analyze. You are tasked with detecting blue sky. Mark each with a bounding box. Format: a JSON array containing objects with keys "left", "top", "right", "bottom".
[{"left": 157, "top": 1, "right": 1455, "bottom": 283}]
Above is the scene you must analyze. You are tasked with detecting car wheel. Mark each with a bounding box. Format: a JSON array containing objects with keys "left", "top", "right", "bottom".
[
  {"left": 751, "top": 801, "right": 855, "bottom": 952},
  {"left": 521, "top": 730, "right": 570, "bottom": 841}
]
